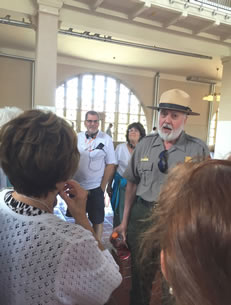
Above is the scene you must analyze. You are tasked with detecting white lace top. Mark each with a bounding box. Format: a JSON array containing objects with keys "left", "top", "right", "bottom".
[{"left": 0, "top": 189, "right": 122, "bottom": 305}]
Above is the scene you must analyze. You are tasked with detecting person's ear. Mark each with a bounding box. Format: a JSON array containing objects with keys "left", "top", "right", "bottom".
[
  {"left": 160, "top": 249, "right": 167, "bottom": 280},
  {"left": 184, "top": 114, "right": 188, "bottom": 124}
]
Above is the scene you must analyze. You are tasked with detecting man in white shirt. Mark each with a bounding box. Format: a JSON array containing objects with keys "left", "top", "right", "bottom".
[{"left": 73, "top": 111, "right": 116, "bottom": 240}]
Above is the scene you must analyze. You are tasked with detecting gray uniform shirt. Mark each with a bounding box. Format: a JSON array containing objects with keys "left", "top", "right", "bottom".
[{"left": 123, "top": 131, "right": 210, "bottom": 202}]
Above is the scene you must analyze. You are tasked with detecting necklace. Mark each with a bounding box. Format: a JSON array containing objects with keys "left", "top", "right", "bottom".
[{"left": 17, "top": 193, "right": 53, "bottom": 214}]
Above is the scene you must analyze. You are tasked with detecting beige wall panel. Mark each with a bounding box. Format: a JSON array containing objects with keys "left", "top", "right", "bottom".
[{"left": 0, "top": 57, "right": 32, "bottom": 110}]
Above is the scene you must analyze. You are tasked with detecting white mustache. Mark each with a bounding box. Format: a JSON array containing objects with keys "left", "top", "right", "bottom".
[{"left": 162, "top": 123, "right": 173, "bottom": 130}]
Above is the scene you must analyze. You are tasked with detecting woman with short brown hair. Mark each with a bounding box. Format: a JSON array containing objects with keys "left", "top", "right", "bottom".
[{"left": 0, "top": 109, "right": 121, "bottom": 305}]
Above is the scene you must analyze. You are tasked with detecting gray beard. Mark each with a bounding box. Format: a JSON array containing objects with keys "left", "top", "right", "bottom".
[{"left": 158, "top": 124, "right": 184, "bottom": 142}]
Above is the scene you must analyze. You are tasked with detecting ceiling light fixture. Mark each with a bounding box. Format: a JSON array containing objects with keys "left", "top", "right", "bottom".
[
  {"left": 203, "top": 92, "right": 220, "bottom": 102},
  {"left": 202, "top": 67, "right": 220, "bottom": 102}
]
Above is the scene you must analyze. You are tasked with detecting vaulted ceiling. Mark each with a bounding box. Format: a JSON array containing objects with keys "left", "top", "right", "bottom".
[{"left": 1, "top": 0, "right": 231, "bottom": 81}]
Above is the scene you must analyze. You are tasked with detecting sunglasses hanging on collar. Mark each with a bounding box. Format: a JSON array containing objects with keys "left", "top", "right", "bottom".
[{"left": 85, "top": 132, "right": 98, "bottom": 139}]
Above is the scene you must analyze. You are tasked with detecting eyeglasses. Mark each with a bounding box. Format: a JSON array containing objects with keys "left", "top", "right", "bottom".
[
  {"left": 128, "top": 128, "right": 139, "bottom": 133},
  {"left": 86, "top": 120, "right": 99, "bottom": 124},
  {"left": 158, "top": 150, "right": 168, "bottom": 173}
]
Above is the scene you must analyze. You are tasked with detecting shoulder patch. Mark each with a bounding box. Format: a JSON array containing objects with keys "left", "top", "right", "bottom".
[{"left": 146, "top": 133, "right": 158, "bottom": 139}]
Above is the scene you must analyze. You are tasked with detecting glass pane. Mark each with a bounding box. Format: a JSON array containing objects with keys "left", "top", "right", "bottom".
[
  {"left": 81, "top": 121, "right": 86, "bottom": 131},
  {"left": 119, "top": 101, "right": 128, "bottom": 113},
  {"left": 95, "top": 75, "right": 105, "bottom": 91},
  {"left": 140, "top": 115, "right": 147, "bottom": 126},
  {"left": 93, "top": 102, "right": 104, "bottom": 112},
  {"left": 210, "top": 121, "right": 216, "bottom": 128},
  {"left": 118, "top": 113, "right": 128, "bottom": 124},
  {"left": 120, "top": 84, "right": 129, "bottom": 96},
  {"left": 117, "top": 133, "right": 126, "bottom": 142},
  {"left": 56, "top": 108, "right": 64, "bottom": 118},
  {"left": 67, "top": 77, "right": 78, "bottom": 88},
  {"left": 105, "top": 93, "right": 116, "bottom": 111},
  {"left": 81, "top": 89, "right": 92, "bottom": 110},
  {"left": 107, "top": 77, "right": 116, "bottom": 92},
  {"left": 209, "top": 137, "right": 214, "bottom": 146},
  {"left": 130, "top": 94, "right": 139, "bottom": 114},
  {"left": 94, "top": 88, "right": 104, "bottom": 105},
  {"left": 105, "top": 112, "right": 114, "bottom": 122},
  {"left": 94, "top": 76, "right": 105, "bottom": 112},
  {"left": 118, "top": 124, "right": 127, "bottom": 136},
  {"left": 106, "top": 77, "right": 116, "bottom": 111},
  {"left": 56, "top": 85, "right": 64, "bottom": 108},
  {"left": 66, "top": 109, "right": 77, "bottom": 121},
  {"left": 82, "top": 74, "right": 93, "bottom": 89},
  {"left": 81, "top": 111, "right": 87, "bottom": 121},
  {"left": 66, "top": 86, "right": 77, "bottom": 109},
  {"left": 210, "top": 129, "right": 215, "bottom": 137},
  {"left": 129, "top": 115, "right": 139, "bottom": 123},
  {"left": 119, "top": 84, "right": 129, "bottom": 112}
]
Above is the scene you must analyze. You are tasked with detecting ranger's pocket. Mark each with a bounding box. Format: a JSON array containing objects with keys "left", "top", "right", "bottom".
[{"left": 138, "top": 161, "right": 153, "bottom": 186}]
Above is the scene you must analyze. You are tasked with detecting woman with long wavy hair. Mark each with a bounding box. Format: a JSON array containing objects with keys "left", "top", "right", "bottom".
[{"left": 141, "top": 159, "right": 231, "bottom": 305}]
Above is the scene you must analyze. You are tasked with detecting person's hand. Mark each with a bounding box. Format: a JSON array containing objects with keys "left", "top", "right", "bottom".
[
  {"left": 59, "top": 180, "right": 88, "bottom": 219},
  {"left": 100, "top": 184, "right": 106, "bottom": 193},
  {"left": 106, "top": 184, "right": 113, "bottom": 198},
  {"left": 113, "top": 223, "right": 128, "bottom": 243}
]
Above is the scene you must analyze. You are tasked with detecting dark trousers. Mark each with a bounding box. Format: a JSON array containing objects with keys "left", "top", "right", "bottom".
[{"left": 127, "top": 197, "right": 159, "bottom": 305}]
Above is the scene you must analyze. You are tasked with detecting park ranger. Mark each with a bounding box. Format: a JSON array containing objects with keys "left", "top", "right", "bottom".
[{"left": 114, "top": 88, "right": 210, "bottom": 305}]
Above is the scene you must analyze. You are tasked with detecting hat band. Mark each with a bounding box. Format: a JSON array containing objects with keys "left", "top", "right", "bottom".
[{"left": 158, "top": 103, "right": 191, "bottom": 113}]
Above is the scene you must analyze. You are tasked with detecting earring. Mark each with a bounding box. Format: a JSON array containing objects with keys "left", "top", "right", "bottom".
[{"left": 169, "top": 287, "right": 173, "bottom": 295}]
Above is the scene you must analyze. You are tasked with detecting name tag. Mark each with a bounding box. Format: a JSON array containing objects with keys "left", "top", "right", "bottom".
[{"left": 141, "top": 157, "right": 149, "bottom": 161}]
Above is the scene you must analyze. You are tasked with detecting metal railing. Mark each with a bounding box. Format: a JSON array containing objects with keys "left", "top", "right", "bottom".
[{"left": 188, "top": 0, "right": 231, "bottom": 11}]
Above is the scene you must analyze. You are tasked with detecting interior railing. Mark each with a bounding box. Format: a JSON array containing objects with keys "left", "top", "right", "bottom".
[{"left": 188, "top": 0, "right": 231, "bottom": 11}]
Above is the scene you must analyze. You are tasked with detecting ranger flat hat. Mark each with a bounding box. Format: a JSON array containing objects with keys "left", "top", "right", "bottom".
[{"left": 147, "top": 89, "right": 200, "bottom": 116}]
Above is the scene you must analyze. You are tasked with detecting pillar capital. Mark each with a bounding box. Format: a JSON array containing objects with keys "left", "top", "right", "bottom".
[
  {"left": 221, "top": 56, "right": 231, "bottom": 65},
  {"left": 37, "top": 0, "right": 63, "bottom": 16}
]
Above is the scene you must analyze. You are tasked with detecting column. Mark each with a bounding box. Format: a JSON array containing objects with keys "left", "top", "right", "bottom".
[
  {"left": 34, "top": 0, "right": 63, "bottom": 109},
  {"left": 214, "top": 57, "right": 231, "bottom": 159}
]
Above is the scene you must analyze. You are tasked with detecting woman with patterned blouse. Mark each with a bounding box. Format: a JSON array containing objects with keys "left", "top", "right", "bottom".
[{"left": 0, "top": 109, "right": 122, "bottom": 305}]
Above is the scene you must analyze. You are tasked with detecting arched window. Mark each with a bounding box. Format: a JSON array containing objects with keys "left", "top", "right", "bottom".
[{"left": 55, "top": 74, "right": 147, "bottom": 141}]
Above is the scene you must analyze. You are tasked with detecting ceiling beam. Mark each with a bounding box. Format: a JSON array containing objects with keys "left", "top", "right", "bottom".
[
  {"left": 220, "top": 33, "right": 231, "bottom": 41},
  {"left": 129, "top": 2, "right": 151, "bottom": 20},
  {"left": 193, "top": 19, "right": 220, "bottom": 35},
  {"left": 163, "top": 10, "right": 188, "bottom": 28},
  {"left": 91, "top": 0, "right": 104, "bottom": 11}
]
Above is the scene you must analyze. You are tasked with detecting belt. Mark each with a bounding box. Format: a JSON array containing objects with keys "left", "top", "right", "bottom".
[{"left": 137, "top": 196, "right": 155, "bottom": 206}]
